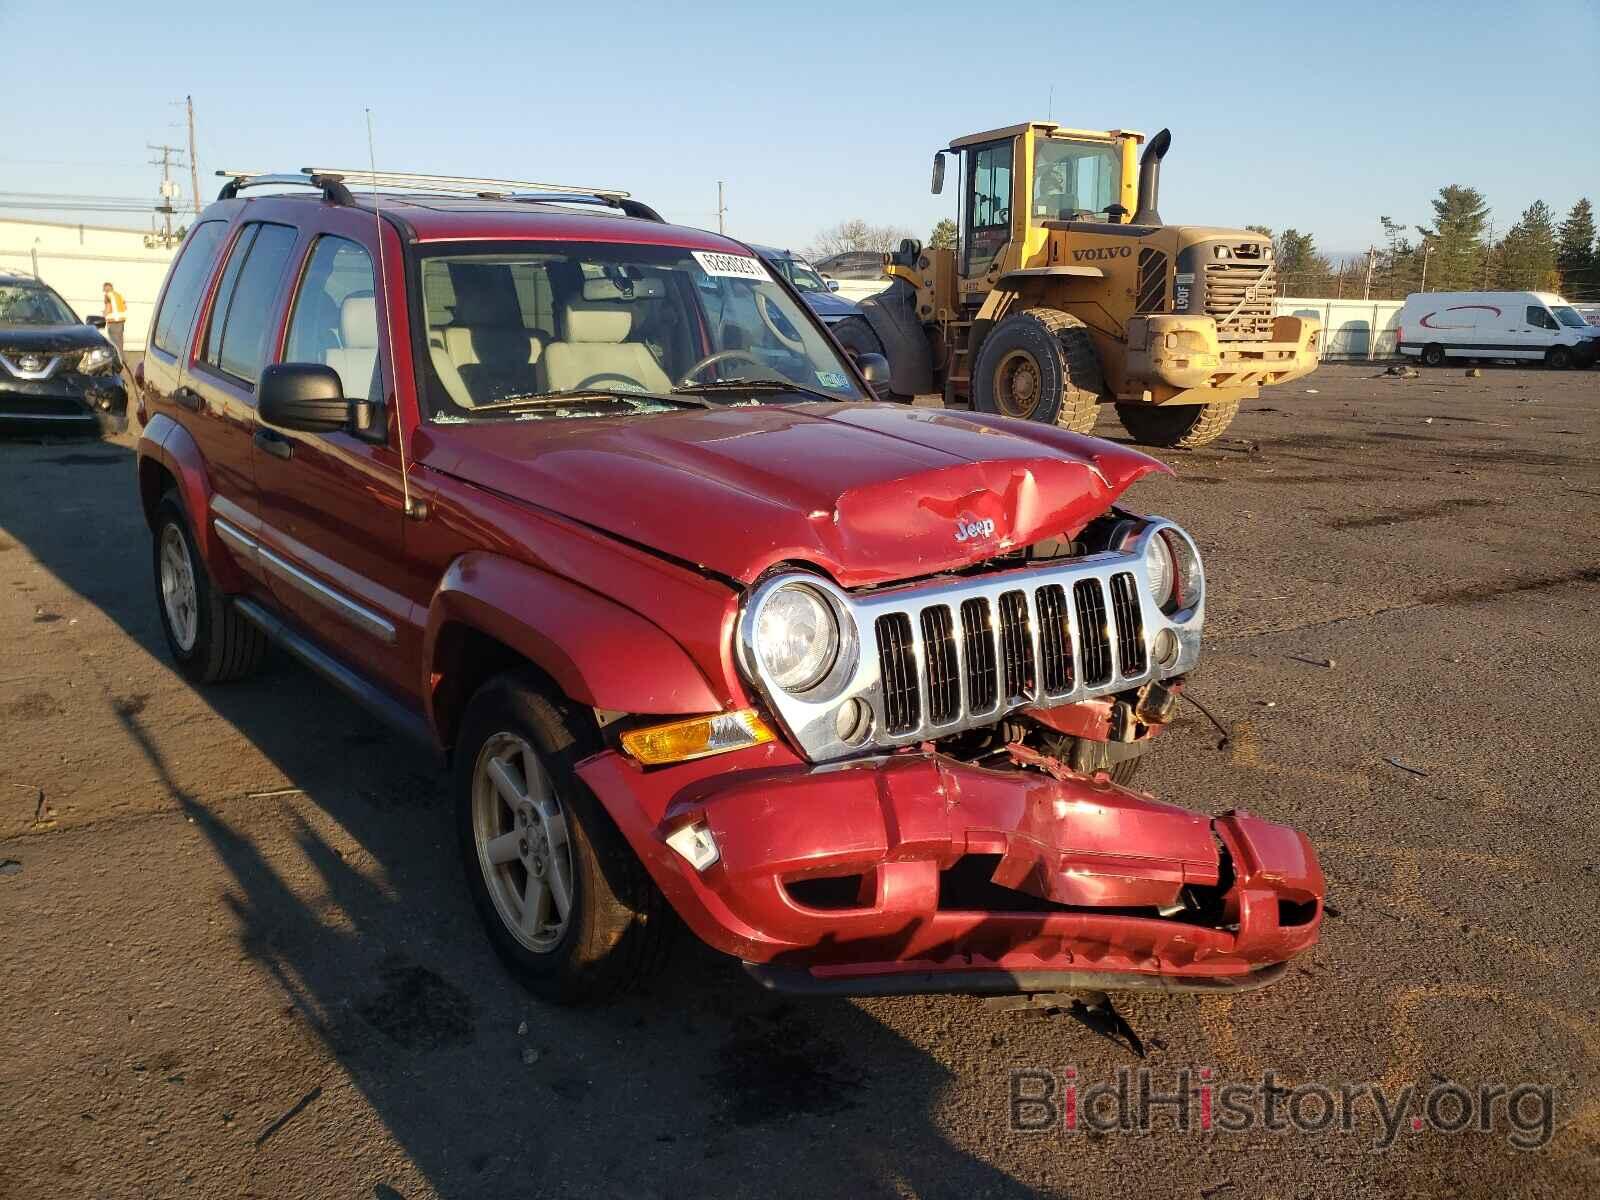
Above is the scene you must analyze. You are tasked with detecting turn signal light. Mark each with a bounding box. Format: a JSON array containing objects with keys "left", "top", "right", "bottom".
[{"left": 621, "top": 709, "right": 775, "bottom": 765}]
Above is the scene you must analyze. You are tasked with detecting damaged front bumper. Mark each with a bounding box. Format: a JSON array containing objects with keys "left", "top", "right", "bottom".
[
  {"left": 578, "top": 745, "right": 1323, "bottom": 997},
  {"left": 1124, "top": 314, "right": 1321, "bottom": 399}
]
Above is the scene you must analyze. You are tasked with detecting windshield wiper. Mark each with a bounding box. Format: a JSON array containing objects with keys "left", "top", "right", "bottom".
[
  {"left": 673, "top": 378, "right": 846, "bottom": 405},
  {"left": 468, "top": 388, "right": 712, "bottom": 414}
]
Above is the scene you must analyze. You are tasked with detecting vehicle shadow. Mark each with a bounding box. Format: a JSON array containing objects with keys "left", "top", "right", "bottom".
[{"left": 2, "top": 438, "right": 1040, "bottom": 1199}]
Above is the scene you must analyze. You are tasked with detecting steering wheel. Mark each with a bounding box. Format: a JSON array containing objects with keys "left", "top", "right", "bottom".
[
  {"left": 755, "top": 290, "right": 807, "bottom": 352},
  {"left": 676, "top": 349, "right": 782, "bottom": 386},
  {"left": 571, "top": 371, "right": 654, "bottom": 392}
]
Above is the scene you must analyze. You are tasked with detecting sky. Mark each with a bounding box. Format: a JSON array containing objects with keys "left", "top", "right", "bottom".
[{"left": 3, "top": 0, "right": 1596, "bottom": 259}]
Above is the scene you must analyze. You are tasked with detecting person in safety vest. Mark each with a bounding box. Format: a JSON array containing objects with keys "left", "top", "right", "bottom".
[{"left": 102, "top": 282, "right": 127, "bottom": 355}]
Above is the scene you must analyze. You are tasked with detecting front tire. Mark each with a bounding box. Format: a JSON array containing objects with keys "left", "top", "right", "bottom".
[
  {"left": 152, "top": 492, "right": 265, "bottom": 683},
  {"left": 972, "top": 307, "right": 1103, "bottom": 433},
  {"left": 1114, "top": 399, "right": 1239, "bottom": 449},
  {"left": 1546, "top": 345, "right": 1574, "bottom": 370},
  {"left": 456, "top": 673, "right": 671, "bottom": 1004}
]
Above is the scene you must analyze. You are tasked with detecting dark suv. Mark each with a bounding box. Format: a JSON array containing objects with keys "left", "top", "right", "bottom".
[
  {"left": 0, "top": 272, "right": 126, "bottom": 433},
  {"left": 134, "top": 168, "right": 1322, "bottom": 1004}
]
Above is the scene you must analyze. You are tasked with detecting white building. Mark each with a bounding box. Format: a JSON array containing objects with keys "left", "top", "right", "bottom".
[{"left": 0, "top": 218, "right": 179, "bottom": 352}]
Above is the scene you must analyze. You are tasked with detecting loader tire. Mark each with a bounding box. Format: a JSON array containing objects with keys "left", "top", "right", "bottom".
[
  {"left": 972, "top": 307, "right": 1103, "bottom": 433},
  {"left": 1115, "top": 399, "right": 1240, "bottom": 449}
]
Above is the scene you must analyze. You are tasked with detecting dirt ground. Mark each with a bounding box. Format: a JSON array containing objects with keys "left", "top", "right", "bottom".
[{"left": 2, "top": 363, "right": 1597, "bottom": 1199}]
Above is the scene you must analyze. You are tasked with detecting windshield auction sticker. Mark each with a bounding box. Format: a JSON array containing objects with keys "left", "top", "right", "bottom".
[{"left": 691, "top": 251, "right": 770, "bottom": 281}]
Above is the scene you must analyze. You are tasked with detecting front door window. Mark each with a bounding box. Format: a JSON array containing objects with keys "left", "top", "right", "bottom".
[{"left": 964, "top": 140, "right": 1013, "bottom": 276}]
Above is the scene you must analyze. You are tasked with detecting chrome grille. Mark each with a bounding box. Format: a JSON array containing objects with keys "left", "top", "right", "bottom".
[
  {"left": 1109, "top": 572, "right": 1147, "bottom": 676},
  {"left": 876, "top": 612, "right": 919, "bottom": 735},
  {"left": 921, "top": 605, "right": 960, "bottom": 725},
  {"left": 997, "top": 590, "right": 1034, "bottom": 702},
  {"left": 1073, "top": 578, "right": 1112, "bottom": 686},
  {"left": 1036, "top": 584, "right": 1073, "bottom": 694},
  {"left": 1204, "top": 262, "right": 1276, "bottom": 341},
  {"left": 960, "top": 597, "right": 997, "bottom": 713},
  {"left": 738, "top": 520, "right": 1205, "bottom": 762}
]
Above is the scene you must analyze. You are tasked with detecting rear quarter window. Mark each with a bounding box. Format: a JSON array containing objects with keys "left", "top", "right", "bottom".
[{"left": 150, "top": 221, "right": 227, "bottom": 357}]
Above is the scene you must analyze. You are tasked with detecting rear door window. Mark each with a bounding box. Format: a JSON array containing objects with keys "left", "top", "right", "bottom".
[
  {"left": 202, "top": 222, "right": 298, "bottom": 386},
  {"left": 150, "top": 220, "right": 227, "bottom": 357}
]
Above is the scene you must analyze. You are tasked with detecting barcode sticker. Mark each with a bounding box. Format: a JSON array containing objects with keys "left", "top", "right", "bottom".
[{"left": 692, "top": 251, "right": 770, "bottom": 281}]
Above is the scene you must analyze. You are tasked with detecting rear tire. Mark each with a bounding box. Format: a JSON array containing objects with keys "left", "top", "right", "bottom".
[
  {"left": 1420, "top": 343, "right": 1447, "bottom": 367},
  {"left": 972, "top": 307, "right": 1103, "bottom": 433},
  {"left": 1114, "top": 400, "right": 1239, "bottom": 449},
  {"left": 1546, "top": 345, "right": 1574, "bottom": 370},
  {"left": 456, "top": 673, "right": 671, "bottom": 1004},
  {"left": 152, "top": 492, "right": 266, "bottom": 684}
]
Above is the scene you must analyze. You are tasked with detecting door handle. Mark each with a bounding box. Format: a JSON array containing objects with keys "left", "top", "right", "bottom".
[
  {"left": 253, "top": 428, "right": 293, "bottom": 461},
  {"left": 173, "top": 386, "right": 203, "bottom": 412}
]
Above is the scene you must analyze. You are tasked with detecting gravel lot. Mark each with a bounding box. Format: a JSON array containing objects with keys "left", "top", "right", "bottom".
[{"left": 2, "top": 363, "right": 1597, "bottom": 1199}]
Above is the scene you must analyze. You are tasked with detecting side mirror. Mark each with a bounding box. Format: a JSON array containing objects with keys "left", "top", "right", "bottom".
[
  {"left": 855, "top": 352, "right": 891, "bottom": 388},
  {"left": 827, "top": 279, "right": 840, "bottom": 292},
  {"left": 258, "top": 363, "right": 350, "bottom": 433},
  {"left": 86, "top": 314, "right": 106, "bottom": 329},
  {"left": 931, "top": 152, "right": 947, "bottom": 195}
]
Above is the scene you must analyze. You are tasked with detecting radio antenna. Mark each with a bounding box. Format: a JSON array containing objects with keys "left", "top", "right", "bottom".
[{"left": 365, "top": 108, "right": 418, "bottom": 519}]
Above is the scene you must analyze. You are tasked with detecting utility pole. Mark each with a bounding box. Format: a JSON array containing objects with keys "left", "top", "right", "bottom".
[
  {"left": 1362, "top": 245, "right": 1376, "bottom": 299},
  {"left": 148, "top": 142, "right": 187, "bottom": 245},
  {"left": 1419, "top": 245, "right": 1434, "bottom": 293},
  {"left": 716, "top": 181, "right": 727, "bottom": 235},
  {"left": 186, "top": 96, "right": 201, "bottom": 217}
]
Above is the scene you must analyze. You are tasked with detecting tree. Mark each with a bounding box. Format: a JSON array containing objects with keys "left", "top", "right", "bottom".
[
  {"left": 1557, "top": 198, "right": 1597, "bottom": 300},
  {"left": 928, "top": 218, "right": 958, "bottom": 251},
  {"left": 1273, "top": 228, "right": 1333, "bottom": 295},
  {"left": 1415, "top": 185, "right": 1490, "bottom": 292},
  {"left": 1494, "top": 200, "right": 1561, "bottom": 291},
  {"left": 804, "top": 218, "right": 916, "bottom": 263}
]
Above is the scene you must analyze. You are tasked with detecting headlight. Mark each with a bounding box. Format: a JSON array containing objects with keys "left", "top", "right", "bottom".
[
  {"left": 1142, "top": 534, "right": 1174, "bottom": 608},
  {"left": 80, "top": 345, "right": 117, "bottom": 374},
  {"left": 1126, "top": 523, "right": 1204, "bottom": 616},
  {"left": 1157, "top": 528, "right": 1203, "bottom": 613},
  {"left": 754, "top": 583, "right": 839, "bottom": 693}
]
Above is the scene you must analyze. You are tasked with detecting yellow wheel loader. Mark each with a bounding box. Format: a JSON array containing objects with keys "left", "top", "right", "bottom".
[{"left": 856, "top": 122, "right": 1321, "bottom": 448}]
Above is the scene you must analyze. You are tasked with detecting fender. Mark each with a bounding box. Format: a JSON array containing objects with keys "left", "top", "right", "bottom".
[
  {"left": 424, "top": 552, "right": 723, "bottom": 731},
  {"left": 136, "top": 413, "right": 250, "bottom": 594}
]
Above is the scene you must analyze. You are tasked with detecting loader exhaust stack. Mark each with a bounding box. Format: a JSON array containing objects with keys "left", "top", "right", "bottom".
[{"left": 1131, "top": 128, "right": 1172, "bottom": 226}]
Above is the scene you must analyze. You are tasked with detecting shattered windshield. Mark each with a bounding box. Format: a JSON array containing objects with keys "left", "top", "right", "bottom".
[
  {"left": 0, "top": 284, "right": 77, "bottom": 326},
  {"left": 416, "top": 241, "right": 864, "bottom": 421}
]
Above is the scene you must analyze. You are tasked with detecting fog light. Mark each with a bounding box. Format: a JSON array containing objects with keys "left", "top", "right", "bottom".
[
  {"left": 665, "top": 820, "right": 720, "bottom": 871},
  {"left": 834, "top": 697, "right": 872, "bottom": 745},
  {"left": 1153, "top": 628, "right": 1181, "bottom": 670}
]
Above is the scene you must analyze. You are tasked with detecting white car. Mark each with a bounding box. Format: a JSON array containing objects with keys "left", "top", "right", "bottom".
[
  {"left": 1396, "top": 290, "right": 1597, "bottom": 368},
  {"left": 813, "top": 251, "right": 893, "bottom": 304}
]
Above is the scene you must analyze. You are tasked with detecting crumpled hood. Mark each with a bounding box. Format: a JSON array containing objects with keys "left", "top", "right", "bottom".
[
  {"left": 0, "top": 323, "right": 107, "bottom": 353},
  {"left": 417, "top": 402, "right": 1169, "bottom": 587}
]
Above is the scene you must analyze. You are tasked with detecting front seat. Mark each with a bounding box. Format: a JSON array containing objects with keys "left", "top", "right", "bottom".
[
  {"left": 543, "top": 301, "right": 672, "bottom": 394},
  {"left": 324, "top": 292, "right": 379, "bottom": 401},
  {"left": 442, "top": 288, "right": 544, "bottom": 404}
]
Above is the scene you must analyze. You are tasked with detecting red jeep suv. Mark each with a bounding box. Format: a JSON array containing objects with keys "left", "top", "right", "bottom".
[{"left": 134, "top": 168, "right": 1323, "bottom": 1003}]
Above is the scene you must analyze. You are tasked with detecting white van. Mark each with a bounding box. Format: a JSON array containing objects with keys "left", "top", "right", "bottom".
[{"left": 1395, "top": 291, "right": 1597, "bottom": 368}]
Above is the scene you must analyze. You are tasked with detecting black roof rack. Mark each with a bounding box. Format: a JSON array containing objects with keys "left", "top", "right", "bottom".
[{"left": 213, "top": 168, "right": 664, "bottom": 222}]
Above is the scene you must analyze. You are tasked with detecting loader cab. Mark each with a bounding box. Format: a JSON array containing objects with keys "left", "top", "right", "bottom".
[{"left": 936, "top": 123, "right": 1144, "bottom": 295}]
